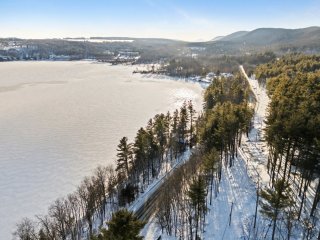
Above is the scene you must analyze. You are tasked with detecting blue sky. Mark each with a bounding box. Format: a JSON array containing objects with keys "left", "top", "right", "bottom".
[{"left": 1, "top": 0, "right": 319, "bottom": 41}]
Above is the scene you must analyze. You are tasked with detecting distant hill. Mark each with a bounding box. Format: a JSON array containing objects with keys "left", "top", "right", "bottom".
[
  {"left": 212, "top": 31, "right": 249, "bottom": 42},
  {"left": 2, "top": 26, "right": 320, "bottom": 62},
  {"left": 214, "top": 27, "right": 320, "bottom": 46},
  {"left": 211, "top": 36, "right": 224, "bottom": 41}
]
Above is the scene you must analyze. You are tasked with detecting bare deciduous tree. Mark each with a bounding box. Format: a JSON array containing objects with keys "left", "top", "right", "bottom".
[{"left": 14, "top": 218, "right": 38, "bottom": 240}]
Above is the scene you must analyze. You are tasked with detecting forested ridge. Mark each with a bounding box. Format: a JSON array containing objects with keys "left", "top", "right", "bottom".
[{"left": 163, "top": 51, "right": 276, "bottom": 77}]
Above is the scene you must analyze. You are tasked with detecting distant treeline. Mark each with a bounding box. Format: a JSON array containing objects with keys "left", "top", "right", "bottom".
[
  {"left": 0, "top": 38, "right": 183, "bottom": 62},
  {"left": 162, "top": 51, "right": 276, "bottom": 77}
]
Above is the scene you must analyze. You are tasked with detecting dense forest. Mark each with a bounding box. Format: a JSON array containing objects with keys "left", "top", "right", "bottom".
[
  {"left": 255, "top": 54, "right": 320, "bottom": 239},
  {"left": 154, "top": 74, "right": 254, "bottom": 239},
  {"left": 163, "top": 51, "right": 276, "bottom": 77}
]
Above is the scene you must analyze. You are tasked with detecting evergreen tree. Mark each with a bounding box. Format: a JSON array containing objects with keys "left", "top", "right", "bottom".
[
  {"left": 256, "top": 54, "right": 320, "bottom": 220},
  {"left": 188, "top": 100, "right": 197, "bottom": 148},
  {"left": 133, "top": 128, "right": 149, "bottom": 185},
  {"left": 202, "top": 148, "right": 219, "bottom": 205},
  {"left": 260, "top": 179, "right": 294, "bottom": 240},
  {"left": 146, "top": 118, "right": 159, "bottom": 178},
  {"left": 97, "top": 209, "right": 145, "bottom": 240},
  {"left": 171, "top": 109, "right": 180, "bottom": 159},
  {"left": 154, "top": 113, "right": 170, "bottom": 164},
  {"left": 178, "top": 101, "right": 189, "bottom": 152},
  {"left": 188, "top": 176, "right": 207, "bottom": 239},
  {"left": 116, "top": 137, "right": 132, "bottom": 181}
]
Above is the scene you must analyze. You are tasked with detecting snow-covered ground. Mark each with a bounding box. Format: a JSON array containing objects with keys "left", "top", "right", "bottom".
[
  {"left": 141, "top": 66, "right": 272, "bottom": 239},
  {"left": 203, "top": 66, "right": 272, "bottom": 239},
  {"left": 141, "top": 147, "right": 268, "bottom": 239},
  {"left": 204, "top": 154, "right": 263, "bottom": 239},
  {"left": 83, "top": 150, "right": 193, "bottom": 239},
  {"left": 142, "top": 66, "right": 319, "bottom": 239},
  {"left": 239, "top": 65, "right": 270, "bottom": 183},
  {"left": 129, "top": 149, "right": 192, "bottom": 214},
  {"left": 140, "top": 73, "right": 211, "bottom": 89},
  {"left": 138, "top": 150, "right": 193, "bottom": 239}
]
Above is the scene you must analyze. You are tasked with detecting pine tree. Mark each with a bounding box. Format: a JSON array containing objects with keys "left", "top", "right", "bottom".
[
  {"left": 188, "top": 176, "right": 207, "bottom": 239},
  {"left": 116, "top": 137, "right": 132, "bottom": 181},
  {"left": 256, "top": 54, "right": 320, "bottom": 221},
  {"left": 98, "top": 209, "right": 145, "bottom": 240},
  {"left": 178, "top": 101, "right": 189, "bottom": 152},
  {"left": 260, "top": 179, "right": 294, "bottom": 240},
  {"left": 171, "top": 109, "right": 180, "bottom": 159},
  {"left": 133, "top": 128, "right": 149, "bottom": 185},
  {"left": 188, "top": 100, "right": 197, "bottom": 148},
  {"left": 154, "top": 113, "right": 169, "bottom": 165},
  {"left": 202, "top": 148, "right": 219, "bottom": 205}
]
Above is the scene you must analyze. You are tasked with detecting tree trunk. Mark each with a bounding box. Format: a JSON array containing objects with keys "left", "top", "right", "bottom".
[
  {"left": 283, "top": 141, "right": 292, "bottom": 182},
  {"left": 311, "top": 179, "right": 320, "bottom": 217},
  {"left": 298, "top": 177, "right": 310, "bottom": 220},
  {"left": 189, "top": 216, "right": 193, "bottom": 240},
  {"left": 271, "top": 218, "right": 277, "bottom": 240},
  {"left": 210, "top": 168, "right": 214, "bottom": 205}
]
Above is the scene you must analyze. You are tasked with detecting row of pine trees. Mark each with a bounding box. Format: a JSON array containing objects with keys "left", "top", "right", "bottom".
[
  {"left": 154, "top": 73, "right": 254, "bottom": 239},
  {"left": 255, "top": 54, "right": 320, "bottom": 239},
  {"left": 115, "top": 100, "right": 197, "bottom": 206}
]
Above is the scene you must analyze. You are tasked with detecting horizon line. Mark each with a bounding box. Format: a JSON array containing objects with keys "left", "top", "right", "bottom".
[{"left": 1, "top": 25, "right": 319, "bottom": 42}]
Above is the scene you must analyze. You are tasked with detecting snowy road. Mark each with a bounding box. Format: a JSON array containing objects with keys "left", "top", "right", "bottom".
[
  {"left": 130, "top": 150, "right": 192, "bottom": 220},
  {"left": 238, "top": 65, "right": 320, "bottom": 238},
  {"left": 239, "top": 65, "right": 270, "bottom": 184}
]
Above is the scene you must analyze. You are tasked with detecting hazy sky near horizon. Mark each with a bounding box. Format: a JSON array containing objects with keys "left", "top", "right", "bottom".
[{"left": 1, "top": 0, "right": 319, "bottom": 41}]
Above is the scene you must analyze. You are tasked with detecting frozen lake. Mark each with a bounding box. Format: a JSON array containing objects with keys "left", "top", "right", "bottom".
[{"left": 0, "top": 61, "right": 203, "bottom": 239}]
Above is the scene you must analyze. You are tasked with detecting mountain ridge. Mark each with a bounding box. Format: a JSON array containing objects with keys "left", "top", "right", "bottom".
[{"left": 213, "top": 26, "right": 320, "bottom": 46}]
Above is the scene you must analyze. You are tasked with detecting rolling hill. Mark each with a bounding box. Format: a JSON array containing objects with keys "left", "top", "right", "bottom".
[{"left": 214, "top": 26, "right": 320, "bottom": 46}]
